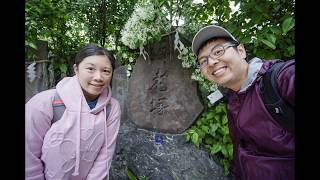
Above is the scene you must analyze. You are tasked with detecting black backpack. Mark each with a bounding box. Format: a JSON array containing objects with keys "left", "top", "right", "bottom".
[
  {"left": 52, "top": 91, "right": 111, "bottom": 124},
  {"left": 260, "top": 61, "right": 295, "bottom": 134}
]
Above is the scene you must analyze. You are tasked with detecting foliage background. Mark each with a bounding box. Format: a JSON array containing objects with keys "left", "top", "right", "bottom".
[{"left": 26, "top": 0, "right": 295, "bottom": 175}]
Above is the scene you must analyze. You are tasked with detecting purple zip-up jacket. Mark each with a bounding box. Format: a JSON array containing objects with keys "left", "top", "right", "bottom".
[{"left": 227, "top": 58, "right": 295, "bottom": 180}]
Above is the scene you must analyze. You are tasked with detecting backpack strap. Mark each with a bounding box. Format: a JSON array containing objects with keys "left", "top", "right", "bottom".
[
  {"left": 105, "top": 103, "right": 112, "bottom": 122},
  {"left": 260, "top": 61, "right": 295, "bottom": 134},
  {"left": 52, "top": 91, "right": 66, "bottom": 124},
  {"left": 52, "top": 91, "right": 112, "bottom": 125}
]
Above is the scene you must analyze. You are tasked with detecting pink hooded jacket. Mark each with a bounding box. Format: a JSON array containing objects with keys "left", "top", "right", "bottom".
[{"left": 25, "top": 75, "right": 121, "bottom": 180}]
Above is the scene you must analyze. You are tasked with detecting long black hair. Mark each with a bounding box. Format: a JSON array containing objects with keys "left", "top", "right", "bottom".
[{"left": 75, "top": 44, "right": 115, "bottom": 69}]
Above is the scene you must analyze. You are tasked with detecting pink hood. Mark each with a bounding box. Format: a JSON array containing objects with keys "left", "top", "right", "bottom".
[{"left": 26, "top": 75, "right": 121, "bottom": 180}]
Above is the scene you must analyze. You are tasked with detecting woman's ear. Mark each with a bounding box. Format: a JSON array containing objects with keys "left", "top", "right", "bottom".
[
  {"left": 237, "top": 44, "right": 247, "bottom": 59},
  {"left": 73, "top": 64, "right": 78, "bottom": 75}
]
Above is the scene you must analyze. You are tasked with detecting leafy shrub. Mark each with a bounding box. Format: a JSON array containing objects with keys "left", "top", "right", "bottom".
[{"left": 185, "top": 102, "right": 233, "bottom": 175}]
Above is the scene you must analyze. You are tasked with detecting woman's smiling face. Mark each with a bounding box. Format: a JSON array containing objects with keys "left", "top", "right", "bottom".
[{"left": 74, "top": 55, "right": 112, "bottom": 101}]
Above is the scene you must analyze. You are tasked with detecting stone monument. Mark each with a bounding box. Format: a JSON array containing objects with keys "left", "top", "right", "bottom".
[{"left": 128, "top": 34, "right": 203, "bottom": 134}]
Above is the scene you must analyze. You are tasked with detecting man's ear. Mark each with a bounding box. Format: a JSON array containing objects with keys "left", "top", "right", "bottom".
[
  {"left": 73, "top": 64, "right": 78, "bottom": 75},
  {"left": 237, "top": 44, "right": 247, "bottom": 59}
]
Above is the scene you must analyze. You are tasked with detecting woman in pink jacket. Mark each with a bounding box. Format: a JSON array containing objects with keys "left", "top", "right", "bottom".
[{"left": 25, "top": 44, "right": 121, "bottom": 180}]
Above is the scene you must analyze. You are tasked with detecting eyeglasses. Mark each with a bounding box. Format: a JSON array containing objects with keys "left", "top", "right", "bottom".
[{"left": 196, "top": 42, "right": 238, "bottom": 69}]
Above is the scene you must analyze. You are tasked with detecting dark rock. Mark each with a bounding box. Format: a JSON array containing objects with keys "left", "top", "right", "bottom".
[
  {"left": 110, "top": 121, "right": 230, "bottom": 180},
  {"left": 112, "top": 66, "right": 129, "bottom": 123}
]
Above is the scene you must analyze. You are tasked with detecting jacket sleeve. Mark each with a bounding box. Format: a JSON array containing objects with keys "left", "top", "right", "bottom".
[
  {"left": 277, "top": 59, "right": 295, "bottom": 106},
  {"left": 86, "top": 99, "right": 121, "bottom": 180},
  {"left": 25, "top": 92, "right": 53, "bottom": 180}
]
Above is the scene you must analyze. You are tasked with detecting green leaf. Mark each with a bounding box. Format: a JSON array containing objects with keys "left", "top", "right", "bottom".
[
  {"left": 221, "top": 126, "right": 229, "bottom": 135},
  {"left": 204, "top": 137, "right": 214, "bottom": 145},
  {"left": 27, "top": 42, "right": 37, "bottom": 50},
  {"left": 206, "top": 112, "right": 214, "bottom": 119},
  {"left": 282, "top": 17, "right": 295, "bottom": 34},
  {"left": 185, "top": 134, "right": 190, "bottom": 142},
  {"left": 125, "top": 166, "right": 137, "bottom": 180},
  {"left": 222, "top": 135, "right": 229, "bottom": 143},
  {"left": 227, "top": 24, "right": 237, "bottom": 34},
  {"left": 196, "top": 121, "right": 202, "bottom": 126},
  {"left": 221, "top": 159, "right": 230, "bottom": 175},
  {"left": 222, "top": 106, "right": 226, "bottom": 113},
  {"left": 210, "top": 124, "right": 219, "bottom": 134},
  {"left": 227, "top": 144, "right": 233, "bottom": 157},
  {"left": 270, "top": 27, "right": 281, "bottom": 35},
  {"left": 210, "top": 144, "right": 221, "bottom": 154},
  {"left": 188, "top": 129, "right": 195, "bottom": 134},
  {"left": 191, "top": 133, "right": 199, "bottom": 145},
  {"left": 222, "top": 116, "right": 228, "bottom": 125},
  {"left": 266, "top": 34, "right": 276, "bottom": 44},
  {"left": 197, "top": 129, "right": 205, "bottom": 138},
  {"left": 255, "top": 5, "right": 263, "bottom": 12},
  {"left": 59, "top": 64, "right": 68, "bottom": 74},
  {"left": 201, "top": 126, "right": 209, "bottom": 133},
  {"left": 241, "top": 36, "right": 251, "bottom": 44},
  {"left": 215, "top": 106, "right": 222, "bottom": 113},
  {"left": 274, "top": 4, "right": 281, "bottom": 11},
  {"left": 260, "top": 39, "right": 276, "bottom": 49},
  {"left": 159, "top": 0, "right": 168, "bottom": 7},
  {"left": 221, "top": 146, "right": 228, "bottom": 156},
  {"left": 286, "top": 45, "right": 295, "bottom": 57}
]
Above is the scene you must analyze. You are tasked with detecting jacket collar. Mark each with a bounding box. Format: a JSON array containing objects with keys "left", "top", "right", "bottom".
[{"left": 238, "top": 57, "right": 263, "bottom": 93}]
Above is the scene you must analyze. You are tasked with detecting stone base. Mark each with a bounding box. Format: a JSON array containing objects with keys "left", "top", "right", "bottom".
[{"left": 109, "top": 120, "right": 231, "bottom": 180}]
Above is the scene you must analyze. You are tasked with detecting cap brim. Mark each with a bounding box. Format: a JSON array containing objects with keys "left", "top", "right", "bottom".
[{"left": 192, "top": 25, "right": 238, "bottom": 55}]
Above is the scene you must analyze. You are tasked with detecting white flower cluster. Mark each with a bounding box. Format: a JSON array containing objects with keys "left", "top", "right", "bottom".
[
  {"left": 114, "top": 45, "right": 137, "bottom": 77},
  {"left": 121, "top": 1, "right": 170, "bottom": 49},
  {"left": 177, "top": 47, "right": 196, "bottom": 68}
]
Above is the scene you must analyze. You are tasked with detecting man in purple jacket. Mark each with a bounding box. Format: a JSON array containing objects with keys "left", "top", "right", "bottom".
[{"left": 191, "top": 25, "right": 295, "bottom": 180}]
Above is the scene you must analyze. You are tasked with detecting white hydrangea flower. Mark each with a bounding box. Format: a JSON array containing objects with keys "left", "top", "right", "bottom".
[
  {"left": 127, "top": 64, "right": 132, "bottom": 70},
  {"left": 121, "top": 0, "right": 170, "bottom": 50}
]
